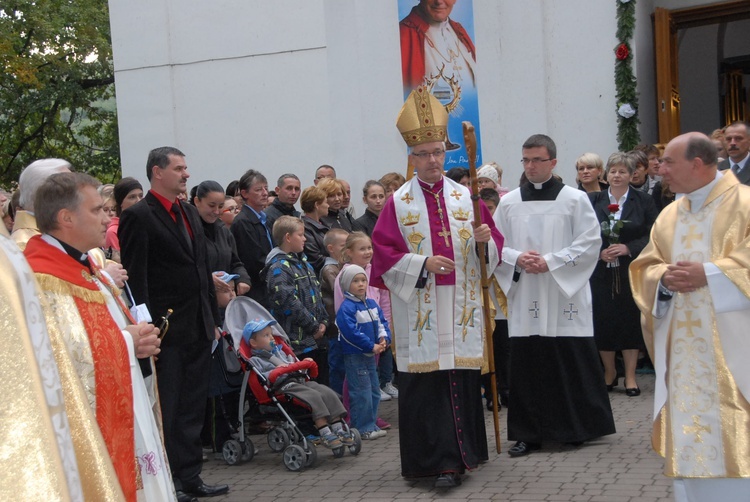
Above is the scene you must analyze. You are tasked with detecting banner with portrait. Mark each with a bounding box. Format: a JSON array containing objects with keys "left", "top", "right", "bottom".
[{"left": 397, "top": 0, "right": 482, "bottom": 169}]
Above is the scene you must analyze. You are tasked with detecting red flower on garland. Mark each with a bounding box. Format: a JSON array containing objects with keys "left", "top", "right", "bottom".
[
  {"left": 615, "top": 43, "right": 629, "bottom": 61},
  {"left": 608, "top": 204, "right": 619, "bottom": 213}
]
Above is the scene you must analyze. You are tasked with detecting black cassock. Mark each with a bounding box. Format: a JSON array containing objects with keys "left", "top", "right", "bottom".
[{"left": 397, "top": 369, "right": 488, "bottom": 478}]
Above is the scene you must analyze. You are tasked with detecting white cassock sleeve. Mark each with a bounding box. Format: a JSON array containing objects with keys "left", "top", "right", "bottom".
[
  {"left": 382, "top": 254, "right": 428, "bottom": 304},
  {"left": 704, "top": 262, "right": 750, "bottom": 313}
]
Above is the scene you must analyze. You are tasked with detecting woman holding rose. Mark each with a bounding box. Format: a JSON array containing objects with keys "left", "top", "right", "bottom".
[{"left": 588, "top": 153, "right": 658, "bottom": 396}]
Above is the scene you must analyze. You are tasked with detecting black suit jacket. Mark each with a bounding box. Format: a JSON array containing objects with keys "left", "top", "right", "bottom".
[
  {"left": 718, "top": 158, "right": 750, "bottom": 185},
  {"left": 230, "top": 204, "right": 272, "bottom": 306},
  {"left": 119, "top": 192, "right": 219, "bottom": 346},
  {"left": 589, "top": 189, "right": 658, "bottom": 280}
]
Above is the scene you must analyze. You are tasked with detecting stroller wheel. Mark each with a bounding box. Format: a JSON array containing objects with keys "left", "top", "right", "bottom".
[
  {"left": 303, "top": 442, "right": 318, "bottom": 467},
  {"left": 282, "top": 444, "right": 306, "bottom": 471},
  {"left": 332, "top": 445, "right": 345, "bottom": 459},
  {"left": 348, "top": 428, "right": 362, "bottom": 455},
  {"left": 267, "top": 427, "right": 290, "bottom": 453},
  {"left": 240, "top": 439, "right": 255, "bottom": 462},
  {"left": 222, "top": 439, "right": 243, "bottom": 466}
]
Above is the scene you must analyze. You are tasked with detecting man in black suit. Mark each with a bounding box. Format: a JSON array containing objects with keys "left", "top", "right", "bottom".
[
  {"left": 230, "top": 169, "right": 273, "bottom": 306},
  {"left": 119, "top": 147, "right": 228, "bottom": 501},
  {"left": 718, "top": 121, "right": 750, "bottom": 185}
]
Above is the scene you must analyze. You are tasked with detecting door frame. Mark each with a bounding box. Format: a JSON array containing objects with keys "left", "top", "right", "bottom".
[{"left": 653, "top": 1, "right": 750, "bottom": 144}]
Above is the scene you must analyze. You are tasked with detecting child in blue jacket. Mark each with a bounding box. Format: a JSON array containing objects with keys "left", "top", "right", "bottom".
[{"left": 336, "top": 265, "right": 391, "bottom": 440}]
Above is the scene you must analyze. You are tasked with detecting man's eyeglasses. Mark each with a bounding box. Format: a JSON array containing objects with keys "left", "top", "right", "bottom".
[
  {"left": 412, "top": 150, "right": 446, "bottom": 159},
  {"left": 521, "top": 158, "right": 552, "bottom": 166}
]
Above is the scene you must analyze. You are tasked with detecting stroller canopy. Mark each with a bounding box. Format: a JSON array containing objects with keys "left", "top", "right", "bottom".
[{"left": 223, "top": 296, "right": 289, "bottom": 349}]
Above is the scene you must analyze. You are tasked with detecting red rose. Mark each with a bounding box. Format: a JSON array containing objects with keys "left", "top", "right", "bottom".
[
  {"left": 607, "top": 204, "right": 619, "bottom": 213},
  {"left": 615, "top": 43, "right": 629, "bottom": 61}
]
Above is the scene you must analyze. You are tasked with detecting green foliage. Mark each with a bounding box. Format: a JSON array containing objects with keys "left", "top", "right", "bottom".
[
  {"left": 615, "top": 0, "right": 640, "bottom": 151},
  {"left": 0, "top": 0, "right": 121, "bottom": 186}
]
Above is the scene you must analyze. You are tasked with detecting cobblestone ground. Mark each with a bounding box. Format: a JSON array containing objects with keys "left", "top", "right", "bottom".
[{"left": 201, "top": 373, "right": 671, "bottom": 502}]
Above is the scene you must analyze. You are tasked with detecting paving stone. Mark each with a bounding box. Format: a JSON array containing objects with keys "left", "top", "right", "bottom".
[{"left": 200, "top": 374, "right": 672, "bottom": 501}]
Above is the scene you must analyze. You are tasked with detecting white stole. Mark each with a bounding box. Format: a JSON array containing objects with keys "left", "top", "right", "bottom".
[{"left": 384, "top": 176, "right": 497, "bottom": 372}]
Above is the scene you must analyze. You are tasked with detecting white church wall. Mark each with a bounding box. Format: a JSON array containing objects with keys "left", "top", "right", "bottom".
[{"left": 110, "top": 0, "right": 629, "bottom": 200}]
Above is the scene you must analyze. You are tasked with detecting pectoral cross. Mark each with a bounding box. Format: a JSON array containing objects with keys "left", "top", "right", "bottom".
[
  {"left": 677, "top": 311, "right": 701, "bottom": 337},
  {"left": 683, "top": 416, "right": 711, "bottom": 443},
  {"left": 438, "top": 229, "right": 451, "bottom": 247},
  {"left": 681, "top": 224, "right": 703, "bottom": 250}
]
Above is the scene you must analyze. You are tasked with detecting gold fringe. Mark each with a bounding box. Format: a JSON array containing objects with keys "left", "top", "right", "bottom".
[
  {"left": 408, "top": 360, "right": 440, "bottom": 373},
  {"left": 35, "top": 274, "right": 107, "bottom": 305},
  {"left": 455, "top": 356, "right": 484, "bottom": 369}
]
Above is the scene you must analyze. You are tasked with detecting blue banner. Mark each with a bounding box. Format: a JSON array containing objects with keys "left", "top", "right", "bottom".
[{"left": 398, "top": 0, "right": 482, "bottom": 169}]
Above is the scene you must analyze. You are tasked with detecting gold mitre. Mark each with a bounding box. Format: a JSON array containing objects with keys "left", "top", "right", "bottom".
[{"left": 396, "top": 86, "right": 448, "bottom": 147}]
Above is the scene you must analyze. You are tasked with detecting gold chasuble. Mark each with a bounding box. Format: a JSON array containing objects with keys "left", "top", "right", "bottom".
[
  {"left": 630, "top": 172, "right": 750, "bottom": 478},
  {"left": 25, "top": 235, "right": 135, "bottom": 500}
]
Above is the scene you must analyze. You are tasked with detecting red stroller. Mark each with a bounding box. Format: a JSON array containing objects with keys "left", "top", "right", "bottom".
[{"left": 222, "top": 297, "right": 362, "bottom": 471}]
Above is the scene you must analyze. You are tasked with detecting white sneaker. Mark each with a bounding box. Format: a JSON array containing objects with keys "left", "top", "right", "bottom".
[
  {"left": 373, "top": 428, "right": 388, "bottom": 438},
  {"left": 383, "top": 382, "right": 399, "bottom": 398},
  {"left": 380, "top": 388, "right": 392, "bottom": 401},
  {"left": 361, "top": 430, "right": 380, "bottom": 440}
]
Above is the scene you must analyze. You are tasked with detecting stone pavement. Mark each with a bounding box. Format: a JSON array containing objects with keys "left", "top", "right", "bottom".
[{"left": 202, "top": 373, "right": 672, "bottom": 502}]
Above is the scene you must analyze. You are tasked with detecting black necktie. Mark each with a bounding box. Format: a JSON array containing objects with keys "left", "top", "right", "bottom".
[
  {"left": 733, "top": 164, "right": 741, "bottom": 174},
  {"left": 171, "top": 202, "right": 193, "bottom": 250}
]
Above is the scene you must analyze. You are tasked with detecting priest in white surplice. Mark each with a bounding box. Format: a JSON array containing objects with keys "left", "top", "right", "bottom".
[
  {"left": 493, "top": 134, "right": 615, "bottom": 458},
  {"left": 630, "top": 132, "right": 750, "bottom": 502}
]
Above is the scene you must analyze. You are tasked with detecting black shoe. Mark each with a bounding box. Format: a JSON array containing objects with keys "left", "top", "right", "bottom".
[
  {"left": 606, "top": 377, "right": 619, "bottom": 392},
  {"left": 565, "top": 441, "right": 584, "bottom": 447},
  {"left": 176, "top": 491, "right": 198, "bottom": 502},
  {"left": 625, "top": 386, "right": 641, "bottom": 397},
  {"left": 183, "top": 482, "right": 229, "bottom": 497},
  {"left": 434, "top": 472, "right": 462, "bottom": 488},
  {"left": 508, "top": 441, "right": 540, "bottom": 457}
]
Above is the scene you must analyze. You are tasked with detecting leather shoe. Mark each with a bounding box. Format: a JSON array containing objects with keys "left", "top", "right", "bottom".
[
  {"left": 434, "top": 472, "right": 462, "bottom": 488},
  {"left": 508, "top": 441, "right": 540, "bottom": 457},
  {"left": 625, "top": 386, "right": 641, "bottom": 397},
  {"left": 606, "top": 377, "right": 619, "bottom": 392},
  {"left": 176, "top": 491, "right": 198, "bottom": 502},
  {"left": 183, "top": 482, "right": 229, "bottom": 497}
]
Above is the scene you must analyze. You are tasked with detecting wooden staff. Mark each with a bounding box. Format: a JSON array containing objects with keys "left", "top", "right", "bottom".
[{"left": 462, "top": 121, "right": 501, "bottom": 454}]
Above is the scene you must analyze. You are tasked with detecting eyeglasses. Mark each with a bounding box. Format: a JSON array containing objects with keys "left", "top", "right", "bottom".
[
  {"left": 521, "top": 158, "right": 552, "bottom": 166},
  {"left": 222, "top": 207, "right": 240, "bottom": 214},
  {"left": 412, "top": 150, "right": 446, "bottom": 159}
]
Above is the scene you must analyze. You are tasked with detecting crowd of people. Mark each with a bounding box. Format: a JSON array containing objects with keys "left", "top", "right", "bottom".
[{"left": 2, "top": 90, "right": 749, "bottom": 500}]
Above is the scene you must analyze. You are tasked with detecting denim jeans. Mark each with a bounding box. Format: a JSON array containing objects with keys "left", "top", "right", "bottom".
[
  {"left": 343, "top": 352, "right": 380, "bottom": 433},
  {"left": 328, "top": 338, "right": 345, "bottom": 395}
]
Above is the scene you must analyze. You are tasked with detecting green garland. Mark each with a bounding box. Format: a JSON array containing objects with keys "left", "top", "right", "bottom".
[{"left": 615, "top": 0, "right": 640, "bottom": 150}]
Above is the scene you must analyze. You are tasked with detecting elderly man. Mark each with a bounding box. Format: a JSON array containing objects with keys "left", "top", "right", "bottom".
[
  {"left": 313, "top": 164, "right": 336, "bottom": 185},
  {"left": 11, "top": 158, "right": 71, "bottom": 249},
  {"left": 399, "top": 0, "right": 476, "bottom": 90},
  {"left": 372, "top": 87, "right": 503, "bottom": 488},
  {"left": 25, "top": 172, "right": 173, "bottom": 501},
  {"left": 630, "top": 132, "right": 750, "bottom": 501},
  {"left": 493, "top": 134, "right": 615, "bottom": 457},
  {"left": 718, "top": 121, "right": 750, "bottom": 185},
  {"left": 119, "top": 147, "right": 227, "bottom": 501},
  {"left": 265, "top": 173, "right": 301, "bottom": 231}
]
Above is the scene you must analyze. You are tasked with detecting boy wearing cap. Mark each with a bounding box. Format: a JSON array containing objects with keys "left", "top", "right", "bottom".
[
  {"left": 244, "top": 319, "right": 350, "bottom": 448},
  {"left": 264, "top": 216, "right": 329, "bottom": 378},
  {"left": 336, "top": 265, "right": 391, "bottom": 440}
]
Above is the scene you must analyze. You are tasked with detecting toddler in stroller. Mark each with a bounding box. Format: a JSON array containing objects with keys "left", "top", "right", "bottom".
[{"left": 243, "top": 318, "right": 354, "bottom": 450}]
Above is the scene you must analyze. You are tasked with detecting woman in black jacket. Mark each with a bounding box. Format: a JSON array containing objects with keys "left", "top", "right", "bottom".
[{"left": 588, "top": 153, "right": 658, "bottom": 397}]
